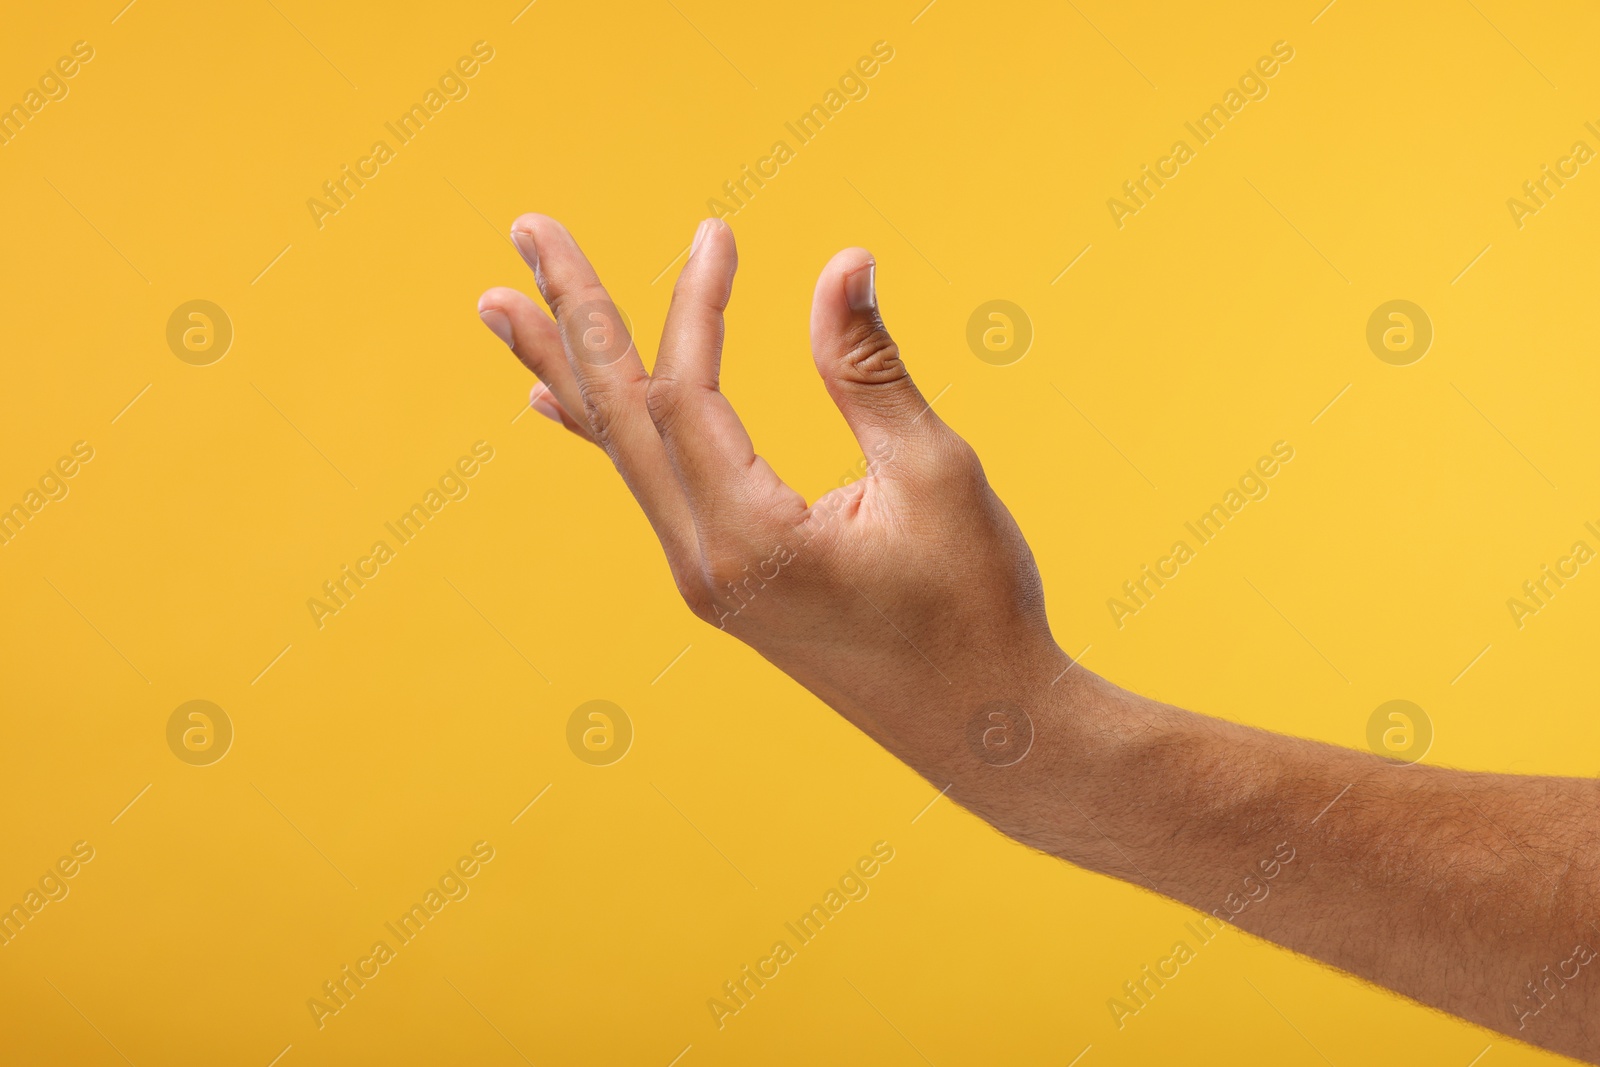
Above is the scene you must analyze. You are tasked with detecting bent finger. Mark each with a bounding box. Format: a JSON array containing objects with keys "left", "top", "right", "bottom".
[
  {"left": 652, "top": 218, "right": 803, "bottom": 529},
  {"left": 479, "top": 286, "right": 595, "bottom": 444}
]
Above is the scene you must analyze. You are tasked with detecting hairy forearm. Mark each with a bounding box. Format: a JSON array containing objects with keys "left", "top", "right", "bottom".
[
  {"left": 481, "top": 212, "right": 1599, "bottom": 1060},
  {"left": 889, "top": 659, "right": 1600, "bottom": 1061}
]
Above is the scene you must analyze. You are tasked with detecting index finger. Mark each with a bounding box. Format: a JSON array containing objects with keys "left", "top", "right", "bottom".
[{"left": 508, "top": 214, "right": 698, "bottom": 570}]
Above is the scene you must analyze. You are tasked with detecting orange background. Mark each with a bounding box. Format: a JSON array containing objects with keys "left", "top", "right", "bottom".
[{"left": 2, "top": 1, "right": 1598, "bottom": 1063}]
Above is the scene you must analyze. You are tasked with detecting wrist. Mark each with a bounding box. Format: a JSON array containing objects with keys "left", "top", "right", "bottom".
[{"left": 911, "top": 647, "right": 1137, "bottom": 857}]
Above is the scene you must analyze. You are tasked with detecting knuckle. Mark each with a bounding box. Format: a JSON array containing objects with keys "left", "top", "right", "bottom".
[
  {"left": 675, "top": 578, "right": 720, "bottom": 624},
  {"left": 644, "top": 375, "right": 686, "bottom": 433},
  {"left": 548, "top": 284, "right": 611, "bottom": 331},
  {"left": 908, "top": 435, "right": 979, "bottom": 495},
  {"left": 838, "top": 323, "right": 907, "bottom": 385},
  {"left": 688, "top": 555, "right": 754, "bottom": 627},
  {"left": 948, "top": 436, "right": 982, "bottom": 472},
  {"left": 578, "top": 386, "right": 630, "bottom": 451},
  {"left": 926, "top": 437, "right": 986, "bottom": 494},
  {"left": 703, "top": 552, "right": 771, "bottom": 619}
]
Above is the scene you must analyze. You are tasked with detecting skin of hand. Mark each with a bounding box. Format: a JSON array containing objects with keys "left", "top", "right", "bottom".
[
  {"left": 476, "top": 214, "right": 1062, "bottom": 768},
  {"left": 477, "top": 215, "right": 1600, "bottom": 1063}
]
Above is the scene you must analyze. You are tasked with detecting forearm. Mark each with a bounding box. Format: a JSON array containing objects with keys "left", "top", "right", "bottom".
[
  {"left": 889, "top": 660, "right": 1600, "bottom": 1060},
  {"left": 483, "top": 213, "right": 1599, "bottom": 1061}
]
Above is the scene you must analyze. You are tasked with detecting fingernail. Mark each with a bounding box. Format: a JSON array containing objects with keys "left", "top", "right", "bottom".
[
  {"left": 479, "top": 308, "right": 514, "bottom": 348},
  {"left": 845, "top": 262, "right": 876, "bottom": 312},
  {"left": 529, "top": 385, "right": 562, "bottom": 424},
  {"left": 688, "top": 218, "right": 714, "bottom": 261},
  {"left": 510, "top": 228, "right": 538, "bottom": 273}
]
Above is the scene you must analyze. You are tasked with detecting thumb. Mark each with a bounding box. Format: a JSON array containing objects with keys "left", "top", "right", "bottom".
[{"left": 809, "top": 248, "right": 944, "bottom": 465}]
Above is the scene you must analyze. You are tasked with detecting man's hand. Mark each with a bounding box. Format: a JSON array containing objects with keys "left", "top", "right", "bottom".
[
  {"left": 476, "top": 215, "right": 1063, "bottom": 772},
  {"left": 478, "top": 215, "right": 1600, "bottom": 1064}
]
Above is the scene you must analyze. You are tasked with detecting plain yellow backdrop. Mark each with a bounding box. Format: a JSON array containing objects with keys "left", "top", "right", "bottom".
[{"left": 2, "top": 0, "right": 1598, "bottom": 1063}]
